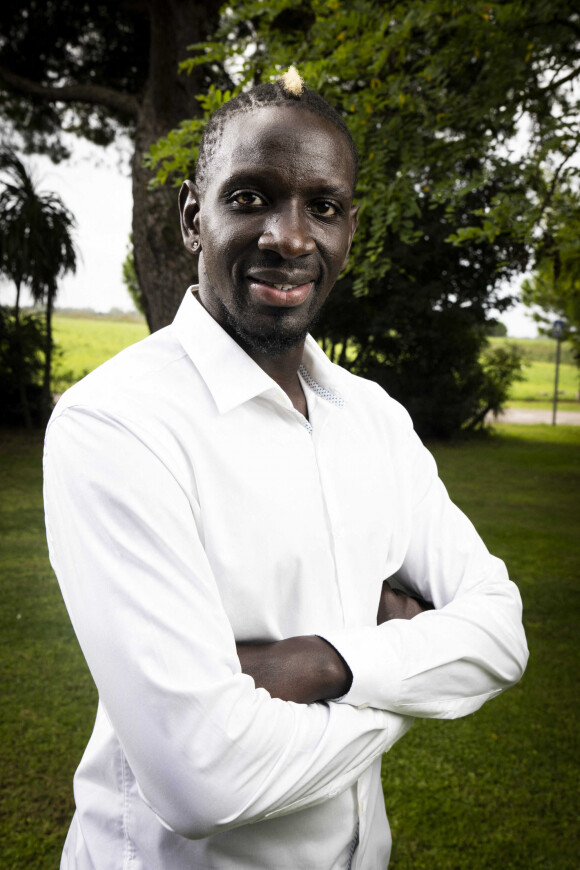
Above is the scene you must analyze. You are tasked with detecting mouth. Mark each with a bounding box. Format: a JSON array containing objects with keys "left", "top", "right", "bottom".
[{"left": 247, "top": 277, "right": 314, "bottom": 308}]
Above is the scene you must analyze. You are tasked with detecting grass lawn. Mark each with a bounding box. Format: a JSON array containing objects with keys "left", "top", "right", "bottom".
[
  {"left": 1, "top": 423, "right": 578, "bottom": 867},
  {"left": 0, "top": 429, "right": 96, "bottom": 868},
  {"left": 384, "top": 424, "right": 580, "bottom": 868},
  {"left": 52, "top": 312, "right": 148, "bottom": 392},
  {"left": 489, "top": 337, "right": 580, "bottom": 411},
  {"left": 51, "top": 315, "right": 580, "bottom": 412},
  {"left": 509, "top": 360, "right": 578, "bottom": 405}
]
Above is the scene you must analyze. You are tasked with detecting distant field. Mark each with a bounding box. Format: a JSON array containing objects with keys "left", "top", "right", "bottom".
[
  {"left": 52, "top": 313, "right": 579, "bottom": 409},
  {"left": 510, "top": 360, "right": 578, "bottom": 404},
  {"left": 489, "top": 336, "right": 575, "bottom": 365},
  {"left": 489, "top": 337, "right": 579, "bottom": 409},
  {"left": 52, "top": 313, "right": 148, "bottom": 391}
]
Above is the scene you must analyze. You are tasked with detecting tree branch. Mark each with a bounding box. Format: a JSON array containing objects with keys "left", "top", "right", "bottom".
[
  {"left": 0, "top": 66, "right": 140, "bottom": 120},
  {"left": 535, "top": 152, "right": 575, "bottom": 227},
  {"left": 541, "top": 64, "right": 580, "bottom": 93}
]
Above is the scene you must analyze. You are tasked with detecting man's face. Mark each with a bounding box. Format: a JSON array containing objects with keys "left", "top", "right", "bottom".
[{"left": 180, "top": 105, "right": 358, "bottom": 356}]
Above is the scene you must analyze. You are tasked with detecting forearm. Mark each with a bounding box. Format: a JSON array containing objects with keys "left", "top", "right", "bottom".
[
  {"left": 322, "top": 568, "right": 527, "bottom": 717},
  {"left": 237, "top": 584, "right": 432, "bottom": 704},
  {"left": 236, "top": 636, "right": 352, "bottom": 703}
]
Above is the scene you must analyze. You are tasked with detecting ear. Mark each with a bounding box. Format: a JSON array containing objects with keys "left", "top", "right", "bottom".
[
  {"left": 340, "top": 203, "right": 360, "bottom": 271},
  {"left": 179, "top": 180, "right": 201, "bottom": 254}
]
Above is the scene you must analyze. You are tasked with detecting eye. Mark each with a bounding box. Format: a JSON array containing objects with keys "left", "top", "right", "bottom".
[
  {"left": 308, "top": 200, "right": 340, "bottom": 217},
  {"left": 228, "top": 191, "right": 266, "bottom": 208}
]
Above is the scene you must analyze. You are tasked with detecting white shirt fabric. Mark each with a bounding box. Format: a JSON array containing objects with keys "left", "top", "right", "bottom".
[{"left": 44, "top": 287, "right": 528, "bottom": 870}]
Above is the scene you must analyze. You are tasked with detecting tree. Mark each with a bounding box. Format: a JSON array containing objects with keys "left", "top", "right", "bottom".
[
  {"left": 122, "top": 235, "right": 145, "bottom": 316},
  {"left": 0, "top": 149, "right": 76, "bottom": 424},
  {"left": 152, "top": 0, "right": 579, "bottom": 285},
  {"left": 150, "top": 0, "right": 577, "bottom": 434},
  {"left": 486, "top": 321, "right": 508, "bottom": 338},
  {"left": 522, "top": 188, "right": 580, "bottom": 370},
  {"left": 0, "top": 0, "right": 224, "bottom": 331}
]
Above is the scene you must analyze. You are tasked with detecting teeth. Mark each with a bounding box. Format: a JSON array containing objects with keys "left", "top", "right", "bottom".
[{"left": 273, "top": 283, "right": 296, "bottom": 291}]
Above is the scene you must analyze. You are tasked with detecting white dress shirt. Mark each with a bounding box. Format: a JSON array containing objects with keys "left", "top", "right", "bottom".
[{"left": 44, "top": 288, "right": 528, "bottom": 869}]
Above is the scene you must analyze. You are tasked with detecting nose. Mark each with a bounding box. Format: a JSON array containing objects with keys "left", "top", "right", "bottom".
[{"left": 258, "top": 203, "right": 316, "bottom": 258}]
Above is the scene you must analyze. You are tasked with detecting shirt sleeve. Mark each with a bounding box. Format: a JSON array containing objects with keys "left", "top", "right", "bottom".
[
  {"left": 321, "top": 426, "right": 529, "bottom": 718},
  {"left": 43, "top": 404, "right": 413, "bottom": 840}
]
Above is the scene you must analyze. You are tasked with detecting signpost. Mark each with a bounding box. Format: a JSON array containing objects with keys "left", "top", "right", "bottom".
[{"left": 552, "top": 319, "right": 565, "bottom": 426}]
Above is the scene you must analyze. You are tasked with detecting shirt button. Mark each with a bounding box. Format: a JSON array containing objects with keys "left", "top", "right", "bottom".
[{"left": 358, "top": 800, "right": 366, "bottom": 814}]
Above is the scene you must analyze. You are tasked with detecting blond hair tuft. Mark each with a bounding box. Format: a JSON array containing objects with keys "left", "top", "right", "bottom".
[{"left": 279, "top": 66, "right": 304, "bottom": 96}]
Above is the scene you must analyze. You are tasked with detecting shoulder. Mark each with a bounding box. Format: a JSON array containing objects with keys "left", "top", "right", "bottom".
[{"left": 50, "top": 324, "right": 191, "bottom": 425}]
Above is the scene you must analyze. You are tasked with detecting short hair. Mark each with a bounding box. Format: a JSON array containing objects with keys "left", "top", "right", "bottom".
[{"left": 195, "top": 74, "right": 359, "bottom": 191}]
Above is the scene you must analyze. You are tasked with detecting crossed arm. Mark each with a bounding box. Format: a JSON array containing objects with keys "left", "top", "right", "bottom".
[{"left": 237, "top": 582, "right": 432, "bottom": 704}]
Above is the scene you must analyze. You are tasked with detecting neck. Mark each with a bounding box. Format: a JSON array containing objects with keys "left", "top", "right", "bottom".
[
  {"left": 249, "top": 342, "right": 303, "bottom": 384},
  {"left": 247, "top": 343, "right": 308, "bottom": 417},
  {"left": 193, "top": 287, "right": 308, "bottom": 415}
]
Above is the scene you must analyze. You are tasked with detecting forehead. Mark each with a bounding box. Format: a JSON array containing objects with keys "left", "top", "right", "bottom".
[{"left": 209, "top": 105, "right": 356, "bottom": 195}]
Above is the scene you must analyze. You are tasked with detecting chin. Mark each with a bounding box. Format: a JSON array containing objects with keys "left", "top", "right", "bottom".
[{"left": 233, "top": 320, "right": 309, "bottom": 357}]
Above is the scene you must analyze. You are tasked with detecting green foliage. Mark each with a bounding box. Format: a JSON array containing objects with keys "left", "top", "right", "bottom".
[
  {"left": 313, "top": 196, "right": 522, "bottom": 437},
  {"left": 151, "top": 0, "right": 577, "bottom": 289},
  {"left": 485, "top": 320, "right": 507, "bottom": 337},
  {"left": 0, "top": 307, "right": 46, "bottom": 426},
  {"left": 0, "top": 149, "right": 77, "bottom": 423},
  {"left": 145, "top": 88, "right": 235, "bottom": 188},
  {"left": 147, "top": 0, "right": 579, "bottom": 436},
  {"left": 121, "top": 235, "right": 145, "bottom": 315},
  {"left": 468, "top": 342, "right": 525, "bottom": 429},
  {"left": 521, "top": 190, "right": 580, "bottom": 367},
  {"left": 0, "top": 0, "right": 149, "bottom": 157},
  {"left": 0, "top": 149, "right": 74, "bottom": 303}
]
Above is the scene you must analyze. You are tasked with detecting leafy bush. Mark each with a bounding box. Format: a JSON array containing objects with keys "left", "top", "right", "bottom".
[
  {"left": 466, "top": 343, "right": 526, "bottom": 429},
  {"left": 0, "top": 306, "right": 46, "bottom": 427}
]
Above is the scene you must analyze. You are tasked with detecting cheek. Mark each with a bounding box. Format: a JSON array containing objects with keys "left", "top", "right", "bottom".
[{"left": 203, "top": 221, "right": 249, "bottom": 261}]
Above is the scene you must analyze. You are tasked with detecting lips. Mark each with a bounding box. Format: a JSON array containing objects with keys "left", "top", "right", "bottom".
[{"left": 247, "top": 276, "right": 314, "bottom": 308}]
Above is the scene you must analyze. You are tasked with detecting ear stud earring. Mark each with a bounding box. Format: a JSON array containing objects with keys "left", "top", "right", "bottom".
[{"left": 192, "top": 241, "right": 199, "bottom": 251}]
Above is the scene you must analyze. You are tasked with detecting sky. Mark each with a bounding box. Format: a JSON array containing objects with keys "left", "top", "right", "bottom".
[{"left": 0, "top": 137, "right": 540, "bottom": 336}]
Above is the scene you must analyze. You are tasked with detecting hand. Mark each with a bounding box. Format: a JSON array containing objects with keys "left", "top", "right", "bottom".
[
  {"left": 236, "top": 635, "right": 352, "bottom": 704},
  {"left": 377, "top": 581, "right": 434, "bottom": 625}
]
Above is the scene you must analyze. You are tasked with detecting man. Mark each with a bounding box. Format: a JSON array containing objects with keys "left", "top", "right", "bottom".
[{"left": 44, "top": 70, "right": 528, "bottom": 869}]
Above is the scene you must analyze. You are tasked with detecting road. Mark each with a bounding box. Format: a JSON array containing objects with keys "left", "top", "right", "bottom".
[{"left": 490, "top": 408, "right": 580, "bottom": 425}]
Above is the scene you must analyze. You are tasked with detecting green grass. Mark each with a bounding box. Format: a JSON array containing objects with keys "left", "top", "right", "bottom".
[
  {"left": 509, "top": 360, "right": 578, "bottom": 404},
  {"left": 384, "top": 424, "right": 580, "bottom": 868},
  {"left": 489, "top": 338, "right": 580, "bottom": 411},
  {"left": 52, "top": 312, "right": 148, "bottom": 391},
  {"left": 489, "top": 336, "right": 575, "bottom": 366},
  {"left": 1, "top": 424, "right": 579, "bottom": 867},
  {"left": 51, "top": 317, "right": 580, "bottom": 412},
  {"left": 0, "top": 429, "right": 97, "bottom": 868}
]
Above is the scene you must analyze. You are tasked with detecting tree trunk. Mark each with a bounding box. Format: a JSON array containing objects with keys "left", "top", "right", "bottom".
[
  {"left": 132, "top": 0, "right": 222, "bottom": 332},
  {"left": 0, "top": 0, "right": 223, "bottom": 333},
  {"left": 14, "top": 280, "right": 33, "bottom": 429},
  {"left": 42, "top": 282, "right": 55, "bottom": 426}
]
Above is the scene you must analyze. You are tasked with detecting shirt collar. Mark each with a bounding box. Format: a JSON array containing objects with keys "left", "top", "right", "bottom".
[{"left": 172, "top": 287, "right": 345, "bottom": 415}]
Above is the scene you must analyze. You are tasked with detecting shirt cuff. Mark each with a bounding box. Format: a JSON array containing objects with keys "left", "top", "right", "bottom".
[{"left": 317, "top": 625, "right": 403, "bottom": 710}]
